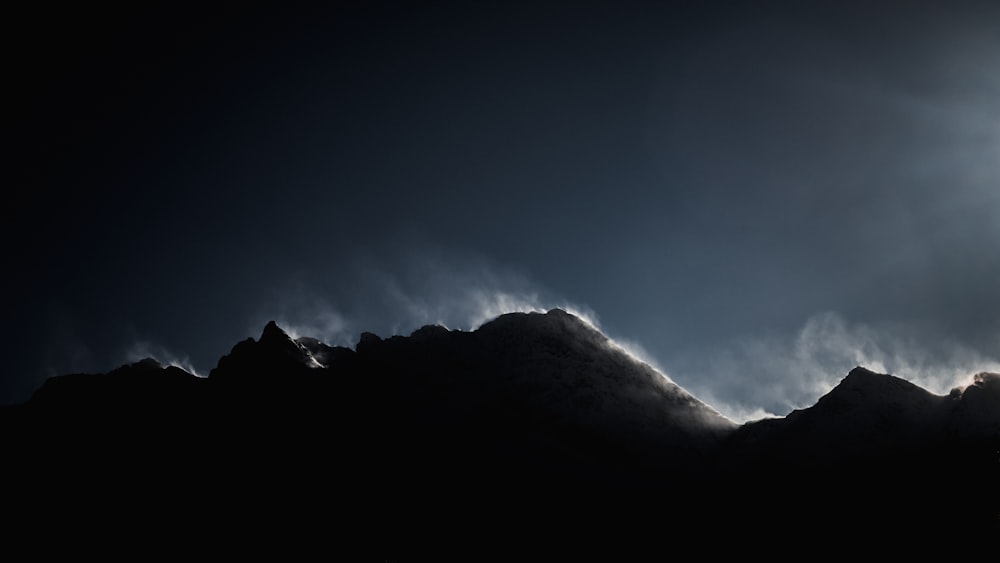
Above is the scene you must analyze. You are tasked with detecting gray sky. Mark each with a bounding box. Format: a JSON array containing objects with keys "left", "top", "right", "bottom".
[{"left": 6, "top": 1, "right": 1000, "bottom": 420}]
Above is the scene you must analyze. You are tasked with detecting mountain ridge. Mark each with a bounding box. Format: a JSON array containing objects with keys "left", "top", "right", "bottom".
[{"left": 3, "top": 308, "right": 998, "bottom": 538}]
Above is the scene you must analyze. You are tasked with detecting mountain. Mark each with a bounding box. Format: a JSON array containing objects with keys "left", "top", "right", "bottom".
[
  {"left": 2, "top": 309, "right": 998, "bottom": 545},
  {"left": 343, "top": 309, "right": 734, "bottom": 478},
  {"left": 728, "top": 366, "right": 1000, "bottom": 461},
  {"left": 722, "top": 367, "right": 1000, "bottom": 527},
  {"left": 730, "top": 367, "right": 949, "bottom": 466},
  {"left": 211, "top": 320, "right": 325, "bottom": 380}
]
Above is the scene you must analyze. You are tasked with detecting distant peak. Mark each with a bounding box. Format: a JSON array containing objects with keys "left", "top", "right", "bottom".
[
  {"left": 260, "top": 320, "right": 291, "bottom": 344},
  {"left": 214, "top": 319, "right": 331, "bottom": 376}
]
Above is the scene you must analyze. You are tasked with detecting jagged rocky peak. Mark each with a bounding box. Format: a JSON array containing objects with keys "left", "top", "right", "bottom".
[
  {"left": 211, "top": 320, "right": 323, "bottom": 378},
  {"left": 269, "top": 321, "right": 326, "bottom": 367},
  {"left": 259, "top": 320, "right": 322, "bottom": 366},
  {"left": 259, "top": 320, "right": 290, "bottom": 344}
]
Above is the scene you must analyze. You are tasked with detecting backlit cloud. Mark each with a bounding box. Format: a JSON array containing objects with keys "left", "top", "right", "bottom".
[{"left": 125, "top": 341, "right": 202, "bottom": 377}]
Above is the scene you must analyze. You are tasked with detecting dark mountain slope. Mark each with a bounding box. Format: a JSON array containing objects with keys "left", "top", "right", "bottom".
[
  {"left": 730, "top": 367, "right": 949, "bottom": 465},
  {"left": 3, "top": 311, "right": 998, "bottom": 543},
  {"left": 3, "top": 311, "right": 737, "bottom": 526},
  {"left": 721, "top": 367, "right": 1000, "bottom": 528},
  {"left": 323, "top": 309, "right": 737, "bottom": 514}
]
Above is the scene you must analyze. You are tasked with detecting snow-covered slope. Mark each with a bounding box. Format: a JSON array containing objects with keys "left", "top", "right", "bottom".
[
  {"left": 325, "top": 309, "right": 736, "bottom": 484},
  {"left": 473, "top": 309, "right": 736, "bottom": 444}
]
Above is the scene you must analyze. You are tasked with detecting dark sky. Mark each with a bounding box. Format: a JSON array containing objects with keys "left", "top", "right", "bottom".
[{"left": 6, "top": 1, "right": 1000, "bottom": 420}]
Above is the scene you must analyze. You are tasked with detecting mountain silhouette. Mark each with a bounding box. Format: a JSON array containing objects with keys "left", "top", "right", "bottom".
[{"left": 3, "top": 309, "right": 998, "bottom": 546}]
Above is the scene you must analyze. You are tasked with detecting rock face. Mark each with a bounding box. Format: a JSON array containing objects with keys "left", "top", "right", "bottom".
[
  {"left": 3, "top": 310, "right": 999, "bottom": 541},
  {"left": 210, "top": 320, "right": 324, "bottom": 381}
]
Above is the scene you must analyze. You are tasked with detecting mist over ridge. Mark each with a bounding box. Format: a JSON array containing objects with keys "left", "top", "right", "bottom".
[{"left": 6, "top": 306, "right": 1000, "bottom": 540}]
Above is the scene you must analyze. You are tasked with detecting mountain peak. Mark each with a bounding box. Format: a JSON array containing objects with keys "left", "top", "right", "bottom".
[
  {"left": 779, "top": 366, "right": 947, "bottom": 447},
  {"left": 845, "top": 365, "right": 879, "bottom": 379},
  {"left": 258, "top": 320, "right": 323, "bottom": 368},
  {"left": 838, "top": 366, "right": 926, "bottom": 393},
  {"left": 482, "top": 308, "right": 601, "bottom": 339},
  {"left": 473, "top": 306, "right": 737, "bottom": 445},
  {"left": 210, "top": 320, "right": 323, "bottom": 378},
  {"left": 826, "top": 366, "right": 934, "bottom": 407},
  {"left": 260, "top": 320, "right": 289, "bottom": 344}
]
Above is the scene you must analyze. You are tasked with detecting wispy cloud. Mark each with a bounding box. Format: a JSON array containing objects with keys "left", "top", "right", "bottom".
[
  {"left": 125, "top": 341, "right": 202, "bottom": 377},
  {"left": 277, "top": 300, "right": 351, "bottom": 345},
  {"left": 254, "top": 248, "right": 614, "bottom": 353},
  {"left": 365, "top": 250, "right": 548, "bottom": 333}
]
